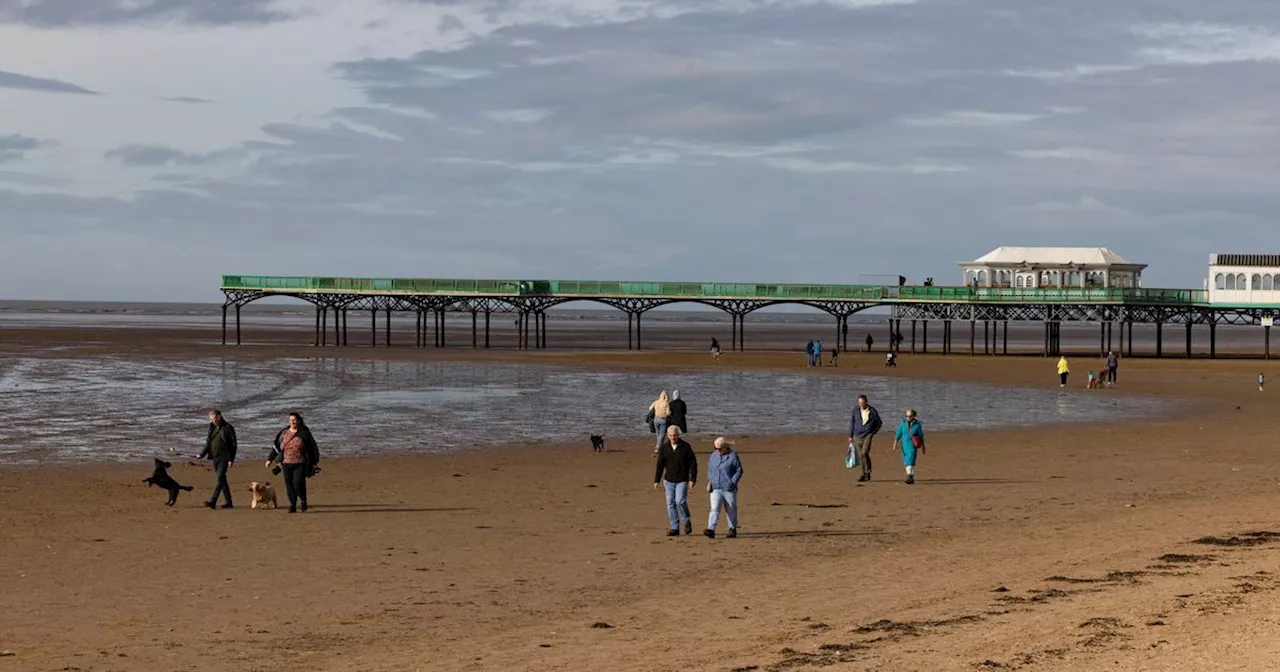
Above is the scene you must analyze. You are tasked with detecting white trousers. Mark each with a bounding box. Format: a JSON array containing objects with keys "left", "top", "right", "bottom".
[{"left": 707, "top": 489, "right": 739, "bottom": 530}]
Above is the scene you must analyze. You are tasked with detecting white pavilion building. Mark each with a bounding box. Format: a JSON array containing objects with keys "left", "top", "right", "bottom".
[
  {"left": 1207, "top": 254, "right": 1280, "bottom": 304},
  {"left": 958, "top": 247, "right": 1146, "bottom": 289}
]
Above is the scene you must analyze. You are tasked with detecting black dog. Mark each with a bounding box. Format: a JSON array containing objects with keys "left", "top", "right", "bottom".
[
  {"left": 143, "top": 458, "right": 193, "bottom": 506},
  {"left": 590, "top": 434, "right": 605, "bottom": 452}
]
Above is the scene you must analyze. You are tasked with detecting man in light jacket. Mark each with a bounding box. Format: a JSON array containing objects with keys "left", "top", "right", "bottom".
[
  {"left": 703, "top": 437, "right": 743, "bottom": 539},
  {"left": 848, "top": 395, "right": 883, "bottom": 483}
]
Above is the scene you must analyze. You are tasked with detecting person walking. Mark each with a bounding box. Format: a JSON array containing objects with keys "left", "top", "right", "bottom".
[
  {"left": 805, "top": 340, "right": 815, "bottom": 367},
  {"left": 830, "top": 346, "right": 839, "bottom": 367},
  {"left": 1105, "top": 351, "right": 1119, "bottom": 386},
  {"left": 891, "top": 409, "right": 926, "bottom": 485},
  {"left": 847, "top": 395, "right": 883, "bottom": 482},
  {"left": 865, "top": 334, "right": 874, "bottom": 352},
  {"left": 266, "top": 412, "right": 320, "bottom": 513},
  {"left": 653, "top": 426, "right": 698, "bottom": 536},
  {"left": 703, "top": 437, "right": 743, "bottom": 539},
  {"left": 647, "top": 391, "right": 672, "bottom": 454},
  {"left": 1260, "top": 373, "right": 1266, "bottom": 392},
  {"left": 669, "top": 390, "right": 688, "bottom": 434},
  {"left": 198, "top": 409, "right": 238, "bottom": 509},
  {"left": 814, "top": 340, "right": 824, "bottom": 366},
  {"left": 710, "top": 338, "right": 722, "bottom": 361},
  {"left": 1057, "top": 356, "right": 1070, "bottom": 388}
]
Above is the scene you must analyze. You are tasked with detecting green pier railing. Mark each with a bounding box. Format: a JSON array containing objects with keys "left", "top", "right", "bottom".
[{"left": 221, "top": 275, "right": 1208, "bottom": 305}]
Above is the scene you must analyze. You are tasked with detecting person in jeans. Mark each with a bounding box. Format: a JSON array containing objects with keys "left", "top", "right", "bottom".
[
  {"left": 647, "top": 390, "right": 671, "bottom": 454},
  {"left": 847, "top": 394, "right": 883, "bottom": 483},
  {"left": 1105, "top": 351, "right": 1119, "bottom": 386},
  {"left": 198, "top": 409, "right": 238, "bottom": 509},
  {"left": 266, "top": 412, "right": 320, "bottom": 513},
  {"left": 703, "top": 437, "right": 743, "bottom": 539},
  {"left": 653, "top": 425, "right": 697, "bottom": 536}
]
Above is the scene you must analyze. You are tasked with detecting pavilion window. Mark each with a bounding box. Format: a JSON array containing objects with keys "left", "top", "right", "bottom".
[{"left": 1215, "top": 273, "right": 1226, "bottom": 290}]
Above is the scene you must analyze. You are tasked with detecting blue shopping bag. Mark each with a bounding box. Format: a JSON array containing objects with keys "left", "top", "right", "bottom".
[{"left": 844, "top": 441, "right": 859, "bottom": 469}]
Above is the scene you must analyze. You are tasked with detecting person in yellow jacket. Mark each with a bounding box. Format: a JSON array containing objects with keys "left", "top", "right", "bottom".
[{"left": 1057, "top": 356, "right": 1070, "bottom": 388}]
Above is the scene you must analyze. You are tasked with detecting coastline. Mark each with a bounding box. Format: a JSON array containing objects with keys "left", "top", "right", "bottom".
[{"left": 1, "top": 333, "right": 1277, "bottom": 671}]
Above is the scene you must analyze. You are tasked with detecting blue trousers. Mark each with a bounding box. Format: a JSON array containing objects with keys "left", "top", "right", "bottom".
[{"left": 663, "top": 480, "right": 690, "bottom": 529}]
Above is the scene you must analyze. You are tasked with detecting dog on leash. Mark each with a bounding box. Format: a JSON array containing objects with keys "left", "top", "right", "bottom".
[
  {"left": 590, "top": 434, "right": 605, "bottom": 452},
  {"left": 248, "top": 481, "right": 278, "bottom": 509},
  {"left": 143, "top": 458, "right": 193, "bottom": 506}
]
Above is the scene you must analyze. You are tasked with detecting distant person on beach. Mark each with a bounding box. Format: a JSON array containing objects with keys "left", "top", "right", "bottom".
[
  {"left": 805, "top": 340, "right": 815, "bottom": 367},
  {"left": 669, "top": 390, "right": 688, "bottom": 434},
  {"left": 830, "top": 346, "right": 839, "bottom": 367},
  {"left": 1057, "top": 356, "right": 1070, "bottom": 388},
  {"left": 266, "top": 412, "right": 320, "bottom": 513},
  {"left": 704, "top": 437, "right": 743, "bottom": 539},
  {"left": 1106, "top": 351, "right": 1119, "bottom": 386},
  {"left": 647, "top": 391, "right": 671, "bottom": 453},
  {"left": 815, "top": 340, "right": 823, "bottom": 365},
  {"left": 710, "top": 338, "right": 721, "bottom": 361},
  {"left": 848, "top": 395, "right": 883, "bottom": 483},
  {"left": 1087, "top": 370, "right": 1099, "bottom": 389},
  {"left": 653, "top": 426, "right": 697, "bottom": 536},
  {"left": 865, "top": 334, "right": 874, "bottom": 352},
  {"left": 892, "top": 409, "right": 925, "bottom": 485},
  {"left": 885, "top": 351, "right": 897, "bottom": 367},
  {"left": 1260, "top": 373, "right": 1266, "bottom": 392},
  {"left": 198, "top": 410, "right": 238, "bottom": 510}
]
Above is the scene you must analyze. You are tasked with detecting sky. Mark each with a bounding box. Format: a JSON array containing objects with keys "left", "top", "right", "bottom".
[{"left": 2, "top": 0, "right": 1278, "bottom": 301}]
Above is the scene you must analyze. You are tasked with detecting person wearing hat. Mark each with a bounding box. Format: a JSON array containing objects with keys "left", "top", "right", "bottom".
[{"left": 703, "top": 436, "right": 743, "bottom": 539}]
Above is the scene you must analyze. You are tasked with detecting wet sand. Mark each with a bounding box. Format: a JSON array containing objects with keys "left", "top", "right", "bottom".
[{"left": 2, "top": 328, "right": 1280, "bottom": 671}]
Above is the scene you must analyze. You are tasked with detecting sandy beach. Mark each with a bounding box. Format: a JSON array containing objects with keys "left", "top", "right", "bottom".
[{"left": 2, "top": 329, "right": 1280, "bottom": 671}]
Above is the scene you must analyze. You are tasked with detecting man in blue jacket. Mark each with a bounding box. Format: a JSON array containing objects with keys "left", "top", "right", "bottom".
[
  {"left": 703, "top": 437, "right": 744, "bottom": 539},
  {"left": 848, "top": 395, "right": 882, "bottom": 483}
]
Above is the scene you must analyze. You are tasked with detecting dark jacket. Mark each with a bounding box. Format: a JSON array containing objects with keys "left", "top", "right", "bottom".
[
  {"left": 668, "top": 398, "right": 688, "bottom": 433},
  {"left": 849, "top": 405, "right": 883, "bottom": 438},
  {"left": 268, "top": 425, "right": 320, "bottom": 474},
  {"left": 200, "top": 421, "right": 238, "bottom": 461},
  {"left": 654, "top": 439, "right": 698, "bottom": 485}
]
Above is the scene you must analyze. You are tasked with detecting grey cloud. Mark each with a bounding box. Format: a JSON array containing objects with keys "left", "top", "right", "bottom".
[
  {"left": 159, "top": 96, "right": 212, "bottom": 104},
  {"left": 104, "top": 144, "right": 237, "bottom": 167},
  {"left": 0, "top": 69, "right": 96, "bottom": 95},
  {"left": 0, "top": 134, "right": 53, "bottom": 162},
  {"left": 0, "top": 0, "right": 292, "bottom": 26}
]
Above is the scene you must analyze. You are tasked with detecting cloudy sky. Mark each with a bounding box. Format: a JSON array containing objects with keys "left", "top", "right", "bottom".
[{"left": 1, "top": 0, "right": 1276, "bottom": 301}]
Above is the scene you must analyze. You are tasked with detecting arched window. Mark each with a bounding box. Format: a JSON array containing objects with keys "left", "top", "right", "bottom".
[
  {"left": 1215, "top": 273, "right": 1226, "bottom": 290},
  {"left": 1253, "top": 275, "right": 1262, "bottom": 291},
  {"left": 976, "top": 270, "right": 987, "bottom": 286},
  {"left": 1227, "top": 274, "right": 1237, "bottom": 290},
  {"left": 1264, "top": 275, "right": 1274, "bottom": 291}
]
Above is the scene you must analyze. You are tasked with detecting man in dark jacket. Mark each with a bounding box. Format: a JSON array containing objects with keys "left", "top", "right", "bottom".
[
  {"left": 668, "top": 390, "right": 688, "bottom": 433},
  {"left": 198, "top": 409, "right": 238, "bottom": 509},
  {"left": 848, "top": 395, "right": 883, "bottom": 483},
  {"left": 653, "top": 425, "right": 698, "bottom": 536}
]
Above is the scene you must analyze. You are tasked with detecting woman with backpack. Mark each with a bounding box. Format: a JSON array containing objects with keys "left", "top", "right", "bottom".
[{"left": 265, "top": 411, "right": 321, "bottom": 513}]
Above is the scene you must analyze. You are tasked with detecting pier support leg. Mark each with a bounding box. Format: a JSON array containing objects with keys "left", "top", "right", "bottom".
[
  {"left": 485, "top": 311, "right": 491, "bottom": 348},
  {"left": 314, "top": 307, "right": 321, "bottom": 347},
  {"left": 334, "top": 307, "right": 340, "bottom": 346},
  {"left": 984, "top": 321, "right": 990, "bottom": 355},
  {"left": 235, "top": 304, "right": 241, "bottom": 345},
  {"left": 1267, "top": 324, "right": 1272, "bottom": 360},
  {"left": 472, "top": 311, "right": 478, "bottom": 348},
  {"left": 1099, "top": 322, "right": 1106, "bottom": 356},
  {"left": 1209, "top": 321, "right": 1217, "bottom": 359},
  {"left": 321, "top": 307, "right": 327, "bottom": 346},
  {"left": 221, "top": 305, "right": 228, "bottom": 346},
  {"left": 969, "top": 320, "right": 976, "bottom": 356},
  {"left": 738, "top": 313, "right": 745, "bottom": 351},
  {"left": 636, "top": 312, "right": 644, "bottom": 351},
  {"left": 1003, "top": 320, "right": 1009, "bottom": 355},
  {"left": 1156, "top": 322, "right": 1163, "bottom": 357},
  {"left": 384, "top": 309, "right": 391, "bottom": 347},
  {"left": 910, "top": 320, "right": 917, "bottom": 353},
  {"left": 371, "top": 309, "right": 376, "bottom": 347},
  {"left": 415, "top": 310, "right": 422, "bottom": 348},
  {"left": 1126, "top": 321, "right": 1132, "bottom": 357},
  {"left": 1044, "top": 322, "right": 1050, "bottom": 357},
  {"left": 627, "top": 313, "right": 634, "bottom": 350},
  {"left": 1107, "top": 321, "right": 1113, "bottom": 353},
  {"left": 438, "top": 310, "right": 446, "bottom": 348},
  {"left": 922, "top": 320, "right": 929, "bottom": 353},
  {"left": 1185, "top": 321, "right": 1193, "bottom": 358},
  {"left": 541, "top": 312, "right": 548, "bottom": 349}
]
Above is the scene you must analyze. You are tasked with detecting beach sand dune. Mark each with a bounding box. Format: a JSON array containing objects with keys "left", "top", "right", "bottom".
[{"left": 0, "top": 332, "right": 1277, "bottom": 671}]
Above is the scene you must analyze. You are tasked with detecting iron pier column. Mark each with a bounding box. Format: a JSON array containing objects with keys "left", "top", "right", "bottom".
[
  {"left": 1002, "top": 320, "right": 1008, "bottom": 354},
  {"left": 1126, "top": 321, "right": 1132, "bottom": 357},
  {"left": 221, "top": 305, "right": 228, "bottom": 346},
  {"left": 1185, "top": 321, "right": 1193, "bottom": 358},
  {"left": 636, "top": 312, "right": 643, "bottom": 351},
  {"left": 472, "top": 311, "right": 478, "bottom": 348},
  {"left": 1209, "top": 320, "right": 1217, "bottom": 359},
  {"left": 485, "top": 310, "right": 491, "bottom": 348},
  {"left": 235, "top": 304, "right": 242, "bottom": 345},
  {"left": 371, "top": 309, "right": 376, "bottom": 347},
  {"left": 1266, "top": 323, "right": 1272, "bottom": 360},
  {"left": 922, "top": 320, "right": 928, "bottom": 353},
  {"left": 314, "top": 307, "right": 321, "bottom": 347},
  {"left": 910, "top": 320, "right": 917, "bottom": 353},
  {"left": 320, "top": 307, "right": 327, "bottom": 346},
  {"left": 969, "top": 320, "right": 976, "bottom": 356},
  {"left": 1156, "top": 322, "right": 1163, "bottom": 357}
]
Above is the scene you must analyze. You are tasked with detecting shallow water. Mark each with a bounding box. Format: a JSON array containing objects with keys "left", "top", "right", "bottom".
[{"left": 0, "top": 357, "right": 1176, "bottom": 465}]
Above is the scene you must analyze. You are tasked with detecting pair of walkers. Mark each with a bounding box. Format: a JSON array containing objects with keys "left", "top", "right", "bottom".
[
  {"left": 653, "top": 426, "right": 743, "bottom": 539},
  {"left": 847, "top": 395, "right": 926, "bottom": 485},
  {"left": 646, "top": 390, "right": 688, "bottom": 453},
  {"left": 199, "top": 410, "right": 320, "bottom": 512}
]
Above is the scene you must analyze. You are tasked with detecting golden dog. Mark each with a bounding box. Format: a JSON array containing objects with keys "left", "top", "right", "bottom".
[{"left": 248, "top": 481, "right": 278, "bottom": 509}]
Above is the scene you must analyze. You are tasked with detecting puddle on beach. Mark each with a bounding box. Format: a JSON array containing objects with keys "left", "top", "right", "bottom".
[{"left": 0, "top": 357, "right": 1175, "bottom": 465}]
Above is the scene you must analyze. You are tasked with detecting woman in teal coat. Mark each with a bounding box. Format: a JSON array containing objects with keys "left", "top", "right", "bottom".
[{"left": 891, "top": 409, "right": 925, "bottom": 485}]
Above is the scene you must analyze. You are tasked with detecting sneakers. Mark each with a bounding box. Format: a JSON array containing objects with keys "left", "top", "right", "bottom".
[
  {"left": 219, "top": 504, "right": 234, "bottom": 509},
  {"left": 703, "top": 528, "right": 715, "bottom": 539},
  {"left": 726, "top": 528, "right": 737, "bottom": 539},
  {"left": 683, "top": 522, "right": 693, "bottom": 536},
  {"left": 905, "top": 475, "right": 915, "bottom": 485},
  {"left": 667, "top": 529, "right": 680, "bottom": 537},
  {"left": 858, "top": 473, "right": 871, "bottom": 483},
  {"left": 203, "top": 500, "right": 216, "bottom": 510}
]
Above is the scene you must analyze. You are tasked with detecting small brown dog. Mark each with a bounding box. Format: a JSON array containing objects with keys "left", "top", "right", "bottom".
[{"left": 248, "top": 481, "right": 278, "bottom": 509}]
